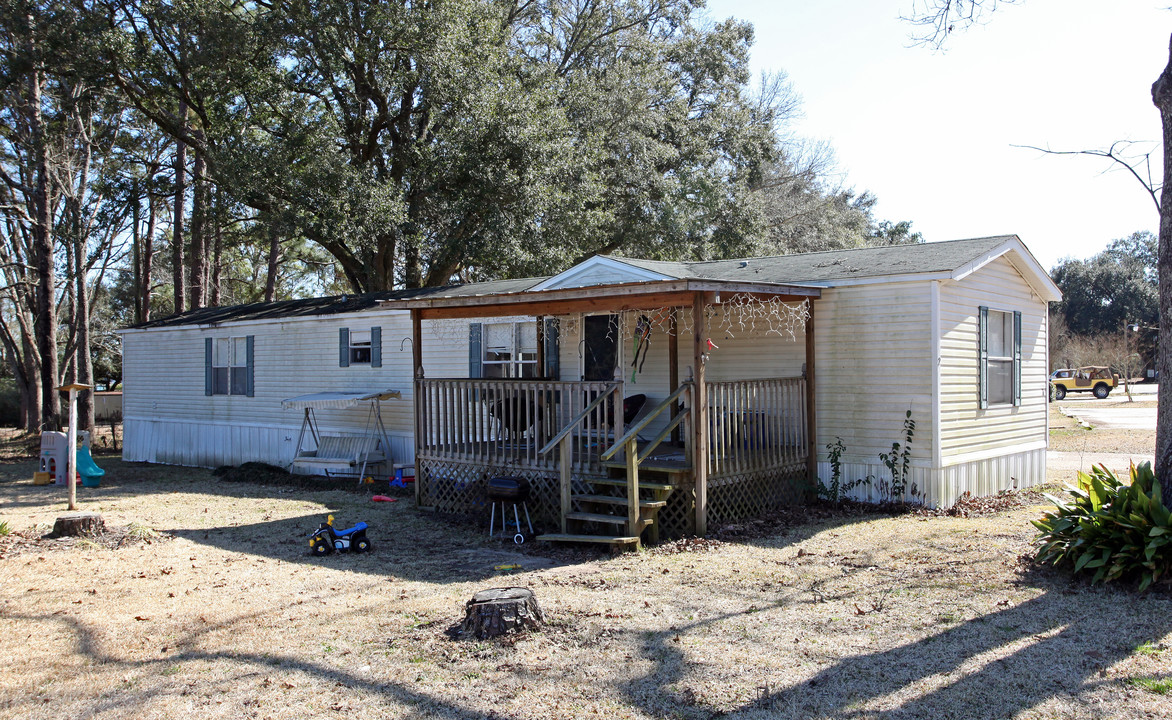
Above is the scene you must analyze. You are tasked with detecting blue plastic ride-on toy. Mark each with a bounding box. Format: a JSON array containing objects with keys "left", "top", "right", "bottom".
[{"left": 308, "top": 515, "right": 371, "bottom": 555}]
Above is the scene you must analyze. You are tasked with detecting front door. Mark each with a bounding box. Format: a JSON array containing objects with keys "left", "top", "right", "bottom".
[{"left": 583, "top": 314, "right": 619, "bottom": 381}]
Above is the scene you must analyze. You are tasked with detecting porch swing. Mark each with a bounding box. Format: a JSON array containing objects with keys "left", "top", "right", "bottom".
[{"left": 281, "top": 390, "right": 402, "bottom": 483}]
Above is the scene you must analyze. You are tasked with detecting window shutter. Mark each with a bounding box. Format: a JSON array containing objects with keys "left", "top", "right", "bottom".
[
  {"left": 246, "top": 335, "right": 256, "bottom": 397},
  {"left": 469, "top": 323, "right": 483, "bottom": 378},
  {"left": 205, "top": 338, "right": 213, "bottom": 396},
  {"left": 371, "top": 326, "right": 382, "bottom": 368},
  {"left": 1013, "top": 311, "right": 1022, "bottom": 406},
  {"left": 544, "top": 318, "right": 560, "bottom": 379},
  {"left": 339, "top": 327, "right": 350, "bottom": 367},
  {"left": 978, "top": 306, "right": 989, "bottom": 410}
]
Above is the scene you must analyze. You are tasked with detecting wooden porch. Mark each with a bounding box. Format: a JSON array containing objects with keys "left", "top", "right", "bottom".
[
  {"left": 412, "top": 375, "right": 809, "bottom": 542},
  {"left": 384, "top": 276, "right": 821, "bottom": 546}
]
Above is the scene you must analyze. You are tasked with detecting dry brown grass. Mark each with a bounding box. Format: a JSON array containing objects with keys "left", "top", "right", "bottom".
[
  {"left": 2, "top": 453, "right": 1171, "bottom": 720},
  {"left": 1048, "top": 403, "right": 1156, "bottom": 456}
]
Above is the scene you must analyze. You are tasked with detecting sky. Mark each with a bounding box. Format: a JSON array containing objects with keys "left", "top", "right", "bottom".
[{"left": 703, "top": 0, "right": 1169, "bottom": 271}]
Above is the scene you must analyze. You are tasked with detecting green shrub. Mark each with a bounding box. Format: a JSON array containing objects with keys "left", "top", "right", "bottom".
[{"left": 1033, "top": 462, "right": 1172, "bottom": 591}]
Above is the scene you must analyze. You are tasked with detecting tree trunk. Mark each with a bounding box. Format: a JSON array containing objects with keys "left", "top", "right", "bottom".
[
  {"left": 265, "top": 214, "right": 280, "bottom": 302},
  {"left": 211, "top": 186, "right": 222, "bottom": 306},
  {"left": 172, "top": 113, "right": 188, "bottom": 315},
  {"left": 189, "top": 135, "right": 206, "bottom": 309},
  {"left": 74, "top": 220, "right": 94, "bottom": 433},
  {"left": 132, "top": 179, "right": 141, "bottom": 324},
  {"left": 1152, "top": 34, "right": 1172, "bottom": 501},
  {"left": 461, "top": 587, "right": 545, "bottom": 639},
  {"left": 51, "top": 512, "right": 105, "bottom": 537},
  {"left": 27, "top": 18, "right": 58, "bottom": 432},
  {"left": 142, "top": 178, "right": 157, "bottom": 323}
]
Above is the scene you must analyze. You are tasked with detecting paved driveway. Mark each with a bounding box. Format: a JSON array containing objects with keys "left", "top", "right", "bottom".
[{"left": 1057, "top": 383, "right": 1157, "bottom": 430}]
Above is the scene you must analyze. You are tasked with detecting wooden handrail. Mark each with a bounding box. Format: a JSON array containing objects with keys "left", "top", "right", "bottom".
[
  {"left": 601, "top": 382, "right": 692, "bottom": 461},
  {"left": 537, "top": 382, "right": 620, "bottom": 455}
]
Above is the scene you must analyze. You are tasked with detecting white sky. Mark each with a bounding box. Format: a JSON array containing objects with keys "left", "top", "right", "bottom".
[{"left": 703, "top": 0, "right": 1169, "bottom": 271}]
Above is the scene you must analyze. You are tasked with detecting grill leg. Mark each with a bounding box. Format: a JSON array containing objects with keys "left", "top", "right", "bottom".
[
  {"left": 522, "top": 502, "right": 533, "bottom": 534},
  {"left": 512, "top": 504, "right": 521, "bottom": 534},
  {"left": 490, "top": 502, "right": 497, "bottom": 538}
]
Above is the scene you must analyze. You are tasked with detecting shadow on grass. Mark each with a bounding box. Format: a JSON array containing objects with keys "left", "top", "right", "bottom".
[
  {"left": 619, "top": 567, "right": 1172, "bottom": 719},
  {"left": 5, "top": 606, "right": 526, "bottom": 720}
]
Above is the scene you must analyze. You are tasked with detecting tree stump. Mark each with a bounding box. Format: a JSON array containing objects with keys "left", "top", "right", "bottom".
[
  {"left": 51, "top": 512, "right": 105, "bottom": 537},
  {"left": 462, "top": 587, "right": 544, "bottom": 639}
]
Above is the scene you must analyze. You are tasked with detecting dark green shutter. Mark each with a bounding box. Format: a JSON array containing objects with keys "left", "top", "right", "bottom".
[
  {"left": 544, "top": 318, "right": 560, "bottom": 379},
  {"left": 1013, "top": 311, "right": 1022, "bottom": 406},
  {"left": 339, "top": 327, "right": 350, "bottom": 367},
  {"left": 371, "top": 326, "right": 382, "bottom": 368},
  {"left": 469, "top": 323, "right": 483, "bottom": 378},
  {"left": 978, "top": 306, "right": 988, "bottom": 410},
  {"left": 246, "top": 335, "right": 255, "bottom": 397},
  {"left": 205, "top": 338, "right": 213, "bottom": 396}
]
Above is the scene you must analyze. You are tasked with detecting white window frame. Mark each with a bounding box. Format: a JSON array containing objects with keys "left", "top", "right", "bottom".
[
  {"left": 212, "top": 337, "right": 249, "bottom": 396},
  {"left": 986, "top": 310, "right": 1014, "bottom": 406},
  {"left": 349, "top": 329, "right": 372, "bottom": 365},
  {"left": 481, "top": 322, "right": 538, "bottom": 378}
]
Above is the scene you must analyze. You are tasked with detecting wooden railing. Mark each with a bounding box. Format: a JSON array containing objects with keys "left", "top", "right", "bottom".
[
  {"left": 706, "top": 377, "right": 807, "bottom": 479},
  {"left": 416, "top": 378, "right": 621, "bottom": 473}
]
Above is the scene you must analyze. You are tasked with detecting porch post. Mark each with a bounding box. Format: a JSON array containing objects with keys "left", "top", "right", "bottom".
[
  {"left": 692, "top": 292, "right": 708, "bottom": 536},
  {"left": 536, "top": 315, "right": 546, "bottom": 378},
  {"left": 669, "top": 308, "right": 680, "bottom": 445},
  {"left": 804, "top": 299, "right": 817, "bottom": 490},
  {"left": 412, "top": 309, "right": 424, "bottom": 506}
]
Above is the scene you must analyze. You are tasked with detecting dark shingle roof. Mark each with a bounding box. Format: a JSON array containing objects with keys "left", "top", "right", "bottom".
[
  {"left": 125, "top": 237, "right": 1029, "bottom": 329},
  {"left": 125, "top": 278, "right": 545, "bottom": 330},
  {"left": 611, "top": 235, "right": 1017, "bottom": 285}
]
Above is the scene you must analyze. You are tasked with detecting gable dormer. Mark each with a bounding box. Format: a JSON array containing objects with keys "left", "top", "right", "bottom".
[{"left": 527, "top": 256, "right": 673, "bottom": 292}]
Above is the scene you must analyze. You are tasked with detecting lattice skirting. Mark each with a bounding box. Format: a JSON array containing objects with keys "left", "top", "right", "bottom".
[
  {"left": 417, "top": 456, "right": 604, "bottom": 528},
  {"left": 706, "top": 463, "right": 810, "bottom": 528}
]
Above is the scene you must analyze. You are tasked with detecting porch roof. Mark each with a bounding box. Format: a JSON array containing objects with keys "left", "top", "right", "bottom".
[{"left": 377, "top": 278, "right": 820, "bottom": 319}]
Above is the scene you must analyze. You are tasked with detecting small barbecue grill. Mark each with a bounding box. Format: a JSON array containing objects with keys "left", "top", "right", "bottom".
[
  {"left": 487, "top": 476, "right": 532, "bottom": 543},
  {"left": 487, "top": 476, "right": 530, "bottom": 501}
]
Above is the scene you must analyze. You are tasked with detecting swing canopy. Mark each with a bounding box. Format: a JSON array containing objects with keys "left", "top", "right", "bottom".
[{"left": 281, "top": 389, "right": 401, "bottom": 410}]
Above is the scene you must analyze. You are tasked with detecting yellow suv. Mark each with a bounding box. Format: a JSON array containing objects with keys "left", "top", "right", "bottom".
[{"left": 1050, "top": 366, "right": 1118, "bottom": 400}]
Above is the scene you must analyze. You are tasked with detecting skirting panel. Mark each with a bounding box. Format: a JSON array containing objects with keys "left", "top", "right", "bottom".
[
  {"left": 816, "top": 447, "right": 1047, "bottom": 509},
  {"left": 123, "top": 418, "right": 415, "bottom": 470}
]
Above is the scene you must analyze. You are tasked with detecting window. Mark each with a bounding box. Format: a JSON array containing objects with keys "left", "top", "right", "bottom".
[
  {"left": 338, "top": 327, "right": 382, "bottom": 368},
  {"left": 205, "top": 336, "right": 253, "bottom": 396},
  {"left": 349, "top": 329, "right": 372, "bottom": 364},
  {"left": 979, "top": 307, "right": 1021, "bottom": 409},
  {"left": 481, "top": 322, "right": 538, "bottom": 378}
]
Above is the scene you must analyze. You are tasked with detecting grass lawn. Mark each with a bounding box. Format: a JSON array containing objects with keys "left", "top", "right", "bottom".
[{"left": 1, "top": 433, "right": 1170, "bottom": 719}]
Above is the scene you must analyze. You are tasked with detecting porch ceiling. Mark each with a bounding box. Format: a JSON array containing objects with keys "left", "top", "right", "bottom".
[{"left": 377, "top": 278, "right": 821, "bottom": 320}]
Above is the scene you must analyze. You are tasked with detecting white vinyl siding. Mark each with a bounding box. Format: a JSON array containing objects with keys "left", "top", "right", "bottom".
[
  {"left": 123, "top": 310, "right": 465, "bottom": 468},
  {"left": 813, "top": 281, "right": 935, "bottom": 464},
  {"left": 938, "top": 256, "right": 1048, "bottom": 460}
]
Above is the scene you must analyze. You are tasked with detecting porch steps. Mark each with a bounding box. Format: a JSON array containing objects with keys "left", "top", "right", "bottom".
[
  {"left": 602, "top": 461, "right": 689, "bottom": 475},
  {"left": 590, "top": 477, "right": 675, "bottom": 492},
  {"left": 564, "top": 511, "right": 634, "bottom": 526},
  {"left": 573, "top": 494, "right": 667, "bottom": 510},
  {"left": 534, "top": 533, "right": 641, "bottom": 546},
  {"left": 538, "top": 464, "right": 684, "bottom": 549}
]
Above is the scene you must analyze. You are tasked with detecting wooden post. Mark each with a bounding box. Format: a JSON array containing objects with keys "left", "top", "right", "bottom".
[
  {"left": 411, "top": 309, "right": 424, "bottom": 506},
  {"left": 692, "top": 293, "right": 708, "bottom": 536},
  {"left": 559, "top": 435, "right": 571, "bottom": 533},
  {"left": 804, "top": 299, "right": 817, "bottom": 490},
  {"left": 57, "top": 383, "right": 91, "bottom": 512},
  {"left": 668, "top": 308, "right": 680, "bottom": 445},
  {"left": 536, "top": 316, "right": 546, "bottom": 379},
  {"left": 625, "top": 436, "right": 639, "bottom": 539}
]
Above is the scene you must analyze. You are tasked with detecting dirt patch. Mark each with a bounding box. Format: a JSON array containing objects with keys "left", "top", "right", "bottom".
[
  {"left": 0, "top": 523, "right": 170, "bottom": 559},
  {"left": 3, "top": 459, "right": 1172, "bottom": 719},
  {"left": 917, "top": 488, "right": 1047, "bottom": 518}
]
